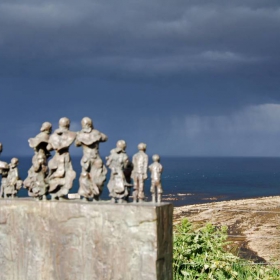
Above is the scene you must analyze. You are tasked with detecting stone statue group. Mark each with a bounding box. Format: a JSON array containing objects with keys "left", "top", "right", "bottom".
[{"left": 0, "top": 117, "right": 163, "bottom": 203}]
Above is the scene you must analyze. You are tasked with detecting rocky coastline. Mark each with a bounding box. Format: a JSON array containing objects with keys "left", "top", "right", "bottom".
[{"left": 174, "top": 195, "right": 280, "bottom": 264}]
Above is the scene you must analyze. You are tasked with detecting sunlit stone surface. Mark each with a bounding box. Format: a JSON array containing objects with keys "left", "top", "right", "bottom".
[{"left": 0, "top": 199, "right": 173, "bottom": 280}]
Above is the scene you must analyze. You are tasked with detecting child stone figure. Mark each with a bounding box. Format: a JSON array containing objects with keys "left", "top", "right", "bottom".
[
  {"left": 131, "top": 143, "right": 148, "bottom": 203},
  {"left": 5, "top": 158, "right": 22, "bottom": 198},
  {"left": 149, "top": 154, "right": 163, "bottom": 203}
]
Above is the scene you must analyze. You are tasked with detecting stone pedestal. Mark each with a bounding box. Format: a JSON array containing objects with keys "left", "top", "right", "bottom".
[{"left": 0, "top": 199, "right": 173, "bottom": 280}]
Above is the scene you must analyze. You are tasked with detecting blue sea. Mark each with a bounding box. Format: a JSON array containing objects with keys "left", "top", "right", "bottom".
[{"left": 3, "top": 156, "right": 280, "bottom": 207}]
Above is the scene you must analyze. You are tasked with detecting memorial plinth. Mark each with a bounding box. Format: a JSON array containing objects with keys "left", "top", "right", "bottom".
[{"left": 0, "top": 199, "right": 173, "bottom": 280}]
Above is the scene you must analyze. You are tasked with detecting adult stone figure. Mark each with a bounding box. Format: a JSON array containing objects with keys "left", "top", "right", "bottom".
[
  {"left": 131, "top": 143, "right": 148, "bottom": 203},
  {"left": 28, "top": 122, "right": 52, "bottom": 158},
  {"left": 4, "top": 158, "right": 22, "bottom": 198},
  {"left": 0, "top": 143, "right": 9, "bottom": 198},
  {"left": 106, "top": 140, "right": 130, "bottom": 203},
  {"left": 149, "top": 154, "right": 163, "bottom": 203},
  {"left": 24, "top": 122, "right": 52, "bottom": 200},
  {"left": 47, "top": 117, "right": 76, "bottom": 200},
  {"left": 76, "top": 117, "right": 108, "bottom": 201}
]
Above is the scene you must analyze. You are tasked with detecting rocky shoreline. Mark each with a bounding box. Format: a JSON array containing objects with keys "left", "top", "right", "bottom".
[{"left": 174, "top": 195, "right": 280, "bottom": 264}]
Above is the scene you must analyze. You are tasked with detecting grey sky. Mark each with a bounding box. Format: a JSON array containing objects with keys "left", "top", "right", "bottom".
[{"left": 1, "top": 0, "right": 280, "bottom": 156}]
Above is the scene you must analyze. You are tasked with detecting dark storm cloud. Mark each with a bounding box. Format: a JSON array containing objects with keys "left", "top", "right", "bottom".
[
  {"left": 0, "top": 0, "right": 280, "bottom": 78},
  {"left": 1, "top": 0, "right": 280, "bottom": 102},
  {"left": 1, "top": 0, "right": 280, "bottom": 156}
]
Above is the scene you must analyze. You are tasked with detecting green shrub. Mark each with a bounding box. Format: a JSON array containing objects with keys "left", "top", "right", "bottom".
[{"left": 173, "top": 219, "right": 280, "bottom": 280}]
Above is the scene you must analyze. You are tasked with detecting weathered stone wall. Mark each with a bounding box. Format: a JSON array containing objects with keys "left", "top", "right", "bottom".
[{"left": 0, "top": 199, "right": 173, "bottom": 280}]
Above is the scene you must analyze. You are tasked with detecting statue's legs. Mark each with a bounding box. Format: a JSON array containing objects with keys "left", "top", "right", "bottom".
[
  {"left": 124, "top": 186, "right": 131, "bottom": 202},
  {"left": 133, "top": 181, "right": 139, "bottom": 203},
  {"left": 157, "top": 183, "right": 163, "bottom": 203},
  {"left": 138, "top": 178, "right": 145, "bottom": 203},
  {"left": 151, "top": 183, "right": 156, "bottom": 203}
]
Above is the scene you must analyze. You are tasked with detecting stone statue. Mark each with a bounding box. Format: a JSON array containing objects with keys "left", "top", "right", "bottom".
[
  {"left": 106, "top": 140, "right": 131, "bottom": 203},
  {"left": 4, "top": 158, "right": 22, "bottom": 198},
  {"left": 131, "top": 143, "right": 148, "bottom": 203},
  {"left": 76, "top": 117, "right": 108, "bottom": 201},
  {"left": 24, "top": 122, "right": 52, "bottom": 200},
  {"left": 28, "top": 122, "right": 52, "bottom": 158},
  {"left": 0, "top": 143, "right": 9, "bottom": 198},
  {"left": 149, "top": 154, "right": 163, "bottom": 203},
  {"left": 47, "top": 117, "right": 76, "bottom": 200}
]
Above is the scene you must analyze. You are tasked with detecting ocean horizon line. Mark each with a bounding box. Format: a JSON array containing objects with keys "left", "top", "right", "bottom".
[{"left": 2, "top": 155, "right": 280, "bottom": 159}]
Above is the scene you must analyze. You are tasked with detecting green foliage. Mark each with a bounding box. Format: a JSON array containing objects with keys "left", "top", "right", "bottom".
[{"left": 173, "top": 219, "right": 280, "bottom": 280}]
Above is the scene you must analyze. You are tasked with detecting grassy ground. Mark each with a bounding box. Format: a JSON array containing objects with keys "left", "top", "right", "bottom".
[{"left": 173, "top": 219, "right": 280, "bottom": 280}]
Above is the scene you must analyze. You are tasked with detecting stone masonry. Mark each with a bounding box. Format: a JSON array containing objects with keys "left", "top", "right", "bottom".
[{"left": 0, "top": 199, "right": 173, "bottom": 280}]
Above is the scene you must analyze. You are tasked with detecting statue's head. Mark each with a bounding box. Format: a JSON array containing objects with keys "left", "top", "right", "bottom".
[
  {"left": 59, "top": 117, "right": 70, "bottom": 129},
  {"left": 152, "top": 154, "right": 160, "bottom": 162},
  {"left": 40, "top": 122, "right": 52, "bottom": 134},
  {"left": 116, "top": 140, "right": 126, "bottom": 151},
  {"left": 81, "top": 117, "right": 93, "bottom": 131},
  {"left": 0, "top": 143, "right": 2, "bottom": 154},
  {"left": 10, "top": 157, "right": 19, "bottom": 168},
  {"left": 138, "top": 143, "right": 147, "bottom": 152}
]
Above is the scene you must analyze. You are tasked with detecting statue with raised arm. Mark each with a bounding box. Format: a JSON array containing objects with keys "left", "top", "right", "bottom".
[
  {"left": 149, "top": 154, "right": 163, "bottom": 203},
  {"left": 0, "top": 143, "right": 9, "bottom": 198},
  {"left": 47, "top": 117, "right": 76, "bottom": 200},
  {"left": 76, "top": 117, "right": 108, "bottom": 201},
  {"left": 131, "top": 143, "right": 148, "bottom": 203},
  {"left": 4, "top": 158, "right": 22, "bottom": 198},
  {"left": 24, "top": 122, "right": 52, "bottom": 200},
  {"left": 106, "top": 140, "right": 130, "bottom": 203}
]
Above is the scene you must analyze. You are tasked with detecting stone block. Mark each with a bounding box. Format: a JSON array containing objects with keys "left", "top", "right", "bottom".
[{"left": 0, "top": 199, "right": 173, "bottom": 280}]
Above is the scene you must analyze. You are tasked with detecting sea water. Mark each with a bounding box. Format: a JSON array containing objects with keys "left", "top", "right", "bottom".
[{"left": 3, "top": 156, "right": 280, "bottom": 207}]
